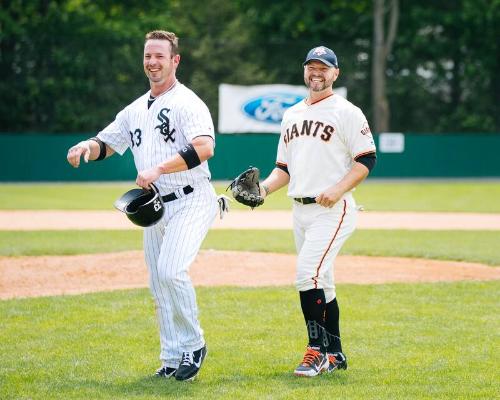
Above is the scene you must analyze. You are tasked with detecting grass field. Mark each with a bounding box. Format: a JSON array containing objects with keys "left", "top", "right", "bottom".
[
  {"left": 0, "top": 181, "right": 499, "bottom": 399},
  {"left": 1, "top": 283, "right": 498, "bottom": 400},
  {"left": 0, "top": 181, "right": 499, "bottom": 212},
  {"left": 1, "top": 229, "right": 499, "bottom": 265}
]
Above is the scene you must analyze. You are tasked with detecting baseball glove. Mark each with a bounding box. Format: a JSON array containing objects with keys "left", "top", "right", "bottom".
[{"left": 227, "top": 166, "right": 264, "bottom": 209}]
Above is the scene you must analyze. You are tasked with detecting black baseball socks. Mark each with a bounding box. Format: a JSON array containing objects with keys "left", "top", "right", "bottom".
[
  {"left": 299, "top": 288, "right": 326, "bottom": 349},
  {"left": 324, "top": 297, "right": 343, "bottom": 353}
]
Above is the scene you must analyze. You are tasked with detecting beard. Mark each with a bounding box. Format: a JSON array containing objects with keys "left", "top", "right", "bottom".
[{"left": 304, "top": 77, "right": 333, "bottom": 92}]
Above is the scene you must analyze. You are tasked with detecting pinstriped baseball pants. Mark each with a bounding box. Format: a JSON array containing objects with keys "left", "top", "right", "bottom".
[
  {"left": 293, "top": 193, "right": 357, "bottom": 302},
  {"left": 144, "top": 179, "right": 217, "bottom": 368}
]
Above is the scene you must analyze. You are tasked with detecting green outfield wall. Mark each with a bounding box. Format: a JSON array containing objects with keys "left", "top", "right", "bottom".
[{"left": 0, "top": 133, "right": 498, "bottom": 182}]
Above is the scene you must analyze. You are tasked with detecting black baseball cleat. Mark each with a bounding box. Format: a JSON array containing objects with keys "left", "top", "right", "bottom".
[
  {"left": 326, "top": 352, "right": 348, "bottom": 373},
  {"left": 155, "top": 365, "right": 177, "bottom": 378},
  {"left": 175, "top": 345, "right": 207, "bottom": 381}
]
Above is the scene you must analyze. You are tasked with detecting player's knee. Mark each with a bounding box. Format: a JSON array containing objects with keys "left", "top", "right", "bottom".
[
  {"left": 158, "top": 273, "right": 175, "bottom": 287},
  {"left": 158, "top": 270, "right": 186, "bottom": 288}
]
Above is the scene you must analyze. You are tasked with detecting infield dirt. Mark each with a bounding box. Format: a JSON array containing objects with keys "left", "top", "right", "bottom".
[
  {"left": 1, "top": 210, "right": 499, "bottom": 299},
  {"left": 1, "top": 250, "right": 499, "bottom": 300}
]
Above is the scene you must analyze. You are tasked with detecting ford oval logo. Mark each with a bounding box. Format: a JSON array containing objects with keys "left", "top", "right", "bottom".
[{"left": 242, "top": 93, "right": 305, "bottom": 124}]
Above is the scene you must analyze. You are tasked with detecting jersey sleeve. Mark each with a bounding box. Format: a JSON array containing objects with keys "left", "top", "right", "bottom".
[
  {"left": 178, "top": 98, "right": 215, "bottom": 142},
  {"left": 343, "top": 107, "right": 377, "bottom": 159},
  {"left": 97, "top": 109, "right": 130, "bottom": 155},
  {"left": 276, "top": 125, "right": 288, "bottom": 168}
]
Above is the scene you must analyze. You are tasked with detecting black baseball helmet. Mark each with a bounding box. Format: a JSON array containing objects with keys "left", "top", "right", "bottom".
[{"left": 114, "top": 184, "right": 165, "bottom": 227}]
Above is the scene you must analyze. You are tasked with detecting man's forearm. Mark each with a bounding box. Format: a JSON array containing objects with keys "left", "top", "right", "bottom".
[
  {"left": 157, "top": 152, "right": 193, "bottom": 174},
  {"left": 83, "top": 139, "right": 114, "bottom": 161},
  {"left": 261, "top": 167, "right": 290, "bottom": 196},
  {"left": 315, "top": 161, "right": 370, "bottom": 207},
  {"left": 335, "top": 161, "right": 369, "bottom": 194},
  {"left": 157, "top": 138, "right": 213, "bottom": 174}
]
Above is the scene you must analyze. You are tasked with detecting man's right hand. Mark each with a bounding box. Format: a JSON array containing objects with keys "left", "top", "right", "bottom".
[{"left": 67, "top": 140, "right": 91, "bottom": 168}]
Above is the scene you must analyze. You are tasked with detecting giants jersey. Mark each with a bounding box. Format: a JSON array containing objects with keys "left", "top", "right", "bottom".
[
  {"left": 98, "top": 82, "right": 214, "bottom": 193},
  {"left": 277, "top": 94, "right": 376, "bottom": 198}
]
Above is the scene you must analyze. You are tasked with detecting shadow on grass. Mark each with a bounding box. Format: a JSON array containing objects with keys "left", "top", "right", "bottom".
[{"left": 74, "top": 370, "right": 350, "bottom": 398}]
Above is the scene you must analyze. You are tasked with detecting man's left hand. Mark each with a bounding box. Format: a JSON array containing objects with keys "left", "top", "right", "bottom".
[{"left": 136, "top": 167, "right": 162, "bottom": 189}]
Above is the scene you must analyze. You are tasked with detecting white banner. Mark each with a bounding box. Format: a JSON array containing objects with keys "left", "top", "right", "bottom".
[
  {"left": 218, "top": 83, "right": 347, "bottom": 133},
  {"left": 379, "top": 132, "right": 405, "bottom": 153}
]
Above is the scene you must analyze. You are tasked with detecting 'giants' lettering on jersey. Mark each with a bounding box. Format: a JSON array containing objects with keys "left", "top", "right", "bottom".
[
  {"left": 284, "top": 120, "right": 335, "bottom": 145},
  {"left": 155, "top": 108, "right": 176, "bottom": 143}
]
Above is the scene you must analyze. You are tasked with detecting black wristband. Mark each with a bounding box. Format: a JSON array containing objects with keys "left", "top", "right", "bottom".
[
  {"left": 178, "top": 143, "right": 201, "bottom": 169},
  {"left": 89, "top": 137, "right": 106, "bottom": 161}
]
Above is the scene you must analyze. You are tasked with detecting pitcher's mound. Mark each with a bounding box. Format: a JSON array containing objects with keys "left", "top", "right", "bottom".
[{"left": 1, "top": 250, "right": 498, "bottom": 300}]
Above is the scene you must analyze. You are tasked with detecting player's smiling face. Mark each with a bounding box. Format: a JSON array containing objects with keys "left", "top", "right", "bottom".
[
  {"left": 143, "top": 39, "right": 180, "bottom": 87},
  {"left": 304, "top": 61, "right": 339, "bottom": 92}
]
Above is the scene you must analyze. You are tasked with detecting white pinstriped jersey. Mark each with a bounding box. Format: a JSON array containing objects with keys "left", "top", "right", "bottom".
[
  {"left": 98, "top": 82, "right": 214, "bottom": 193},
  {"left": 277, "top": 94, "right": 376, "bottom": 197}
]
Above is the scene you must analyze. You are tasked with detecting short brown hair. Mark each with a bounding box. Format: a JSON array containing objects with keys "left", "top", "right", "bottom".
[{"left": 145, "top": 30, "right": 179, "bottom": 55}]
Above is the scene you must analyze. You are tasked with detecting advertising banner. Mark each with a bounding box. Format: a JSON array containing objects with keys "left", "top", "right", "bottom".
[{"left": 218, "top": 83, "right": 347, "bottom": 133}]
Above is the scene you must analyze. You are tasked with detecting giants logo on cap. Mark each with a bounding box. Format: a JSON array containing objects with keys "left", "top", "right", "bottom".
[{"left": 312, "top": 47, "right": 327, "bottom": 56}]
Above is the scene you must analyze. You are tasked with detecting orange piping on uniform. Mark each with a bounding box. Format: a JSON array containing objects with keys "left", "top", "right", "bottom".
[
  {"left": 306, "top": 93, "right": 334, "bottom": 106},
  {"left": 354, "top": 150, "right": 376, "bottom": 160},
  {"left": 312, "top": 199, "right": 347, "bottom": 288},
  {"left": 276, "top": 161, "right": 288, "bottom": 167}
]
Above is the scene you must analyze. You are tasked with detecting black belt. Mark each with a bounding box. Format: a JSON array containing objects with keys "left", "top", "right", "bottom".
[
  {"left": 162, "top": 185, "right": 194, "bottom": 203},
  {"left": 294, "top": 197, "right": 316, "bottom": 205}
]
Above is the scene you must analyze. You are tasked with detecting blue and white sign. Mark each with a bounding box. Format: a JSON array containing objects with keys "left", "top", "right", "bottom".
[
  {"left": 242, "top": 93, "right": 305, "bottom": 124},
  {"left": 218, "top": 84, "right": 347, "bottom": 133}
]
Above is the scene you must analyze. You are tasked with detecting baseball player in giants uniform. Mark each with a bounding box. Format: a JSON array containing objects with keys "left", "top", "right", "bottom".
[
  {"left": 67, "top": 30, "right": 217, "bottom": 381},
  {"left": 258, "top": 46, "right": 377, "bottom": 377}
]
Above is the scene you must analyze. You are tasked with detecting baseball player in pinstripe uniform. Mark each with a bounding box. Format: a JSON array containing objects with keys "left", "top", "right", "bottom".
[
  {"left": 258, "top": 46, "right": 377, "bottom": 376},
  {"left": 67, "top": 30, "right": 216, "bottom": 381}
]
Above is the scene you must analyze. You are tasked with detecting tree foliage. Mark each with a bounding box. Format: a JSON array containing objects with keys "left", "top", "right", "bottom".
[
  {"left": 0, "top": 0, "right": 176, "bottom": 132},
  {"left": 389, "top": 0, "right": 500, "bottom": 132},
  {"left": 0, "top": 0, "right": 498, "bottom": 133}
]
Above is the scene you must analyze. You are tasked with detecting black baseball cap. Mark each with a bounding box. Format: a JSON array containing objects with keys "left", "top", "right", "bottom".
[{"left": 303, "top": 46, "right": 338, "bottom": 68}]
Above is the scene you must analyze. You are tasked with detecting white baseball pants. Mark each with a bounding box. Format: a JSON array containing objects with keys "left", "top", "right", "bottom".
[
  {"left": 293, "top": 193, "right": 357, "bottom": 302},
  {"left": 143, "top": 179, "right": 217, "bottom": 368}
]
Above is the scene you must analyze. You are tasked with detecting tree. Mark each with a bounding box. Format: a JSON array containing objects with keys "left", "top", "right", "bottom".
[
  {"left": 168, "top": 0, "right": 271, "bottom": 127},
  {"left": 0, "top": 0, "right": 178, "bottom": 132},
  {"left": 387, "top": 0, "right": 500, "bottom": 132},
  {"left": 372, "top": 0, "right": 399, "bottom": 133},
  {"left": 1, "top": 0, "right": 498, "bottom": 133}
]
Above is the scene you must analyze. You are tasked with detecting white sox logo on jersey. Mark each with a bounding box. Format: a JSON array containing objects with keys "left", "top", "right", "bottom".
[
  {"left": 155, "top": 108, "right": 176, "bottom": 143},
  {"left": 284, "top": 120, "right": 335, "bottom": 145}
]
